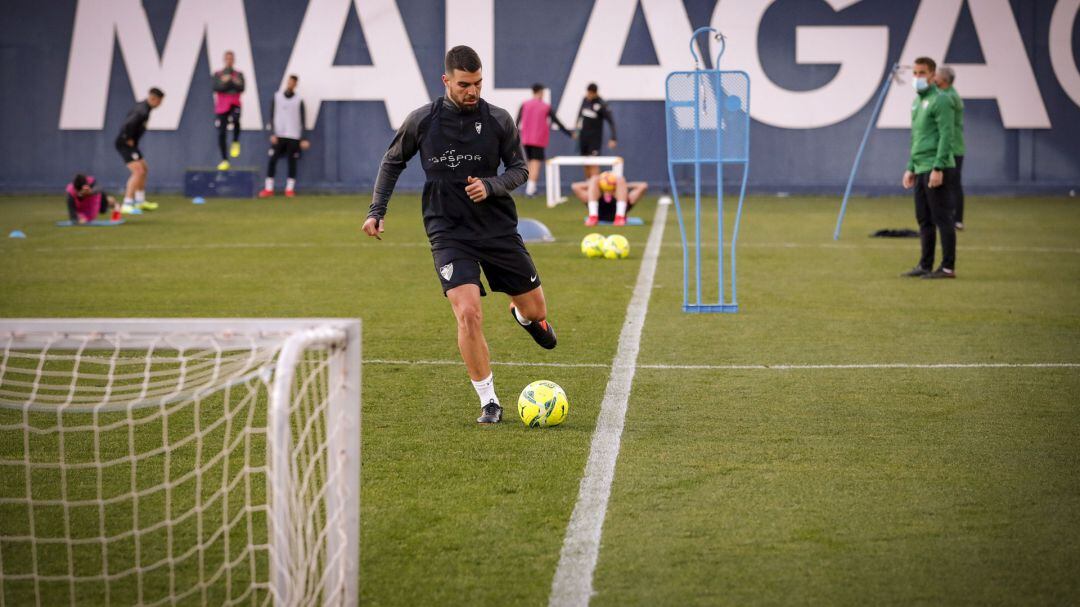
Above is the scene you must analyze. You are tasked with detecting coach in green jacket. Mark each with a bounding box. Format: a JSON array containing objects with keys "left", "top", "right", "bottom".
[
  {"left": 936, "top": 66, "right": 966, "bottom": 230},
  {"left": 902, "top": 56, "right": 957, "bottom": 279}
]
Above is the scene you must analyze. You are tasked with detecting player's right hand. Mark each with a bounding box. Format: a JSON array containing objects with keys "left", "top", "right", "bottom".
[
  {"left": 362, "top": 217, "right": 384, "bottom": 240},
  {"left": 126, "top": 139, "right": 135, "bottom": 147},
  {"left": 270, "top": 135, "right": 278, "bottom": 145},
  {"left": 902, "top": 171, "right": 915, "bottom": 189}
]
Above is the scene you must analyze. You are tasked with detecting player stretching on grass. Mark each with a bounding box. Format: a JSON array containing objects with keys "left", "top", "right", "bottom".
[
  {"left": 363, "top": 45, "right": 556, "bottom": 425},
  {"left": 572, "top": 171, "right": 648, "bottom": 226},
  {"left": 115, "top": 87, "right": 163, "bottom": 214}
]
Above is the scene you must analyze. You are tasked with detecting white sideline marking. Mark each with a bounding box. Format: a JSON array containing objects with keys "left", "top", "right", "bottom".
[
  {"left": 639, "top": 362, "right": 1080, "bottom": 370},
  {"left": 17, "top": 241, "right": 1080, "bottom": 256},
  {"left": 365, "top": 359, "right": 1080, "bottom": 371},
  {"left": 548, "top": 202, "right": 669, "bottom": 607}
]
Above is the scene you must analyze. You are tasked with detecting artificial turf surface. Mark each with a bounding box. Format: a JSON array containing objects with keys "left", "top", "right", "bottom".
[{"left": 0, "top": 192, "right": 1077, "bottom": 605}]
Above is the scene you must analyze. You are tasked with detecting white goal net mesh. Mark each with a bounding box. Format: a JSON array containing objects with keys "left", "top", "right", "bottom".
[{"left": 0, "top": 320, "right": 360, "bottom": 607}]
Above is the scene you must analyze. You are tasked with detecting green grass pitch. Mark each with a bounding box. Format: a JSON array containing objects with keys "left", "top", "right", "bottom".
[{"left": 1, "top": 192, "right": 1078, "bottom": 605}]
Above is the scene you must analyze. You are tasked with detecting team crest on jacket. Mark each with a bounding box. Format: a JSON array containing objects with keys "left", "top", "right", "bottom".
[
  {"left": 475, "top": 121, "right": 482, "bottom": 134},
  {"left": 439, "top": 263, "right": 454, "bottom": 281}
]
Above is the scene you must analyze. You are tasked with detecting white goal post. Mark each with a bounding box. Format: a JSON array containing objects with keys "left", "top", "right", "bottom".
[
  {"left": 0, "top": 318, "right": 361, "bottom": 607},
  {"left": 544, "top": 155, "right": 624, "bottom": 208}
]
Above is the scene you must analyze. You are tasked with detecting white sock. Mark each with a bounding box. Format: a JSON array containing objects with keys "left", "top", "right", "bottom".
[
  {"left": 286, "top": 178, "right": 296, "bottom": 192},
  {"left": 265, "top": 178, "right": 274, "bottom": 191},
  {"left": 616, "top": 200, "right": 627, "bottom": 217},
  {"left": 471, "top": 373, "right": 498, "bottom": 406},
  {"left": 123, "top": 197, "right": 134, "bottom": 205},
  {"left": 525, "top": 180, "right": 537, "bottom": 195},
  {"left": 135, "top": 190, "right": 145, "bottom": 203},
  {"left": 514, "top": 307, "right": 532, "bottom": 326},
  {"left": 587, "top": 200, "right": 599, "bottom": 217}
]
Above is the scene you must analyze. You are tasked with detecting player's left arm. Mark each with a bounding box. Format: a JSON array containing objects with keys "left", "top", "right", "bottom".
[
  {"left": 234, "top": 70, "right": 246, "bottom": 93},
  {"left": 479, "top": 107, "right": 529, "bottom": 198},
  {"left": 120, "top": 108, "right": 144, "bottom": 143},
  {"left": 930, "top": 96, "right": 954, "bottom": 188},
  {"left": 212, "top": 70, "right": 227, "bottom": 93},
  {"left": 601, "top": 101, "right": 617, "bottom": 144},
  {"left": 299, "top": 101, "right": 310, "bottom": 149},
  {"left": 549, "top": 108, "right": 572, "bottom": 137}
]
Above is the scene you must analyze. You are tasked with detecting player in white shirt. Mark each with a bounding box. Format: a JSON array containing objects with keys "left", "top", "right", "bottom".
[{"left": 259, "top": 75, "right": 310, "bottom": 198}]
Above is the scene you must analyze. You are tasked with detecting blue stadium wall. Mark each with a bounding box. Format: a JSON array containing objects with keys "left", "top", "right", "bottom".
[{"left": 1, "top": 0, "right": 1078, "bottom": 195}]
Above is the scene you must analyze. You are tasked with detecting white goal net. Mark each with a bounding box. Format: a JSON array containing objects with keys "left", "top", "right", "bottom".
[{"left": 0, "top": 319, "right": 361, "bottom": 607}]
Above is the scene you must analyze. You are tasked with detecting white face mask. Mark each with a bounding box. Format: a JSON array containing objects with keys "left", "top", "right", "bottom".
[{"left": 913, "top": 77, "right": 929, "bottom": 92}]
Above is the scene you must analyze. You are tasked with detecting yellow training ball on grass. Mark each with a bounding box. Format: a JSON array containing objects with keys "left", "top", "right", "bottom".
[
  {"left": 581, "top": 233, "right": 606, "bottom": 258},
  {"left": 603, "top": 234, "right": 630, "bottom": 259},
  {"left": 517, "top": 380, "right": 569, "bottom": 427}
]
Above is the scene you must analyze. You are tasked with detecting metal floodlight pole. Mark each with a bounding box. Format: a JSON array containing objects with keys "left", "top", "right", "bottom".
[{"left": 833, "top": 63, "right": 902, "bottom": 240}]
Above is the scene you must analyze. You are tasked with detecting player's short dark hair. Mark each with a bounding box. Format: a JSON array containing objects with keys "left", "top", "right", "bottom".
[
  {"left": 445, "top": 46, "right": 482, "bottom": 74},
  {"left": 149, "top": 87, "right": 165, "bottom": 98},
  {"left": 288, "top": 74, "right": 299, "bottom": 82},
  {"left": 914, "top": 56, "right": 936, "bottom": 72},
  {"left": 532, "top": 83, "right": 544, "bottom": 93},
  {"left": 72, "top": 174, "right": 87, "bottom": 190},
  {"left": 587, "top": 83, "right": 598, "bottom": 93}
]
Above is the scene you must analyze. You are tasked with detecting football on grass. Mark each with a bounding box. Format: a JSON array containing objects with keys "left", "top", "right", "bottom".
[
  {"left": 517, "top": 380, "right": 569, "bottom": 427},
  {"left": 603, "top": 234, "right": 630, "bottom": 259},
  {"left": 581, "top": 233, "right": 605, "bottom": 258}
]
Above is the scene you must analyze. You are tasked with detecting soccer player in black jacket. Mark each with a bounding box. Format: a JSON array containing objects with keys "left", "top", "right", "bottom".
[
  {"left": 363, "top": 46, "right": 557, "bottom": 424},
  {"left": 575, "top": 83, "right": 617, "bottom": 179},
  {"left": 115, "top": 87, "right": 163, "bottom": 214}
]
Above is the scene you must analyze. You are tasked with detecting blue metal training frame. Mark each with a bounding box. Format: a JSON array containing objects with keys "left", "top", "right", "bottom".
[
  {"left": 665, "top": 28, "right": 750, "bottom": 313},
  {"left": 833, "top": 63, "right": 901, "bottom": 240}
]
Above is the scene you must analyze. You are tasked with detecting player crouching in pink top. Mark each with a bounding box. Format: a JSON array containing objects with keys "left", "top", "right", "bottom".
[
  {"left": 66, "top": 174, "right": 120, "bottom": 224},
  {"left": 571, "top": 171, "right": 647, "bottom": 226}
]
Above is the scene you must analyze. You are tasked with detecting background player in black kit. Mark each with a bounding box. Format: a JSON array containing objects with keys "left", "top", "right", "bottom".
[
  {"left": 363, "top": 46, "right": 557, "bottom": 425},
  {"left": 575, "top": 82, "right": 617, "bottom": 179},
  {"left": 115, "top": 87, "right": 164, "bottom": 214}
]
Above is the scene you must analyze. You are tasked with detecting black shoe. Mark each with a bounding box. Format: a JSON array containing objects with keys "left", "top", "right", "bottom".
[
  {"left": 922, "top": 267, "right": 956, "bottom": 279},
  {"left": 901, "top": 266, "right": 931, "bottom": 277},
  {"left": 477, "top": 400, "right": 502, "bottom": 424},
  {"left": 509, "top": 305, "right": 557, "bottom": 350}
]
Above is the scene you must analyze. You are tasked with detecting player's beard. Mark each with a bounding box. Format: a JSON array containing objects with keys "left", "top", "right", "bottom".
[{"left": 449, "top": 90, "right": 480, "bottom": 112}]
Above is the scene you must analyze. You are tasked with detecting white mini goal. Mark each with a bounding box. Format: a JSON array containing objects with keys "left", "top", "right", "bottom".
[
  {"left": 544, "top": 155, "right": 624, "bottom": 208},
  {"left": 0, "top": 319, "right": 361, "bottom": 607}
]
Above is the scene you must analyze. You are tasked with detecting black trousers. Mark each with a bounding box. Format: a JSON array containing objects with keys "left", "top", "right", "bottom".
[
  {"left": 913, "top": 171, "right": 957, "bottom": 270},
  {"left": 267, "top": 138, "right": 301, "bottom": 179},
  {"left": 950, "top": 155, "right": 965, "bottom": 223},
  {"left": 215, "top": 106, "right": 242, "bottom": 159}
]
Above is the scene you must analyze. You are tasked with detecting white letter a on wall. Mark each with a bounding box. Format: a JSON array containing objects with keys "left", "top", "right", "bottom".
[
  {"left": 555, "top": 0, "right": 694, "bottom": 126},
  {"left": 879, "top": 0, "right": 1049, "bottom": 129},
  {"left": 283, "top": 0, "right": 428, "bottom": 130},
  {"left": 60, "top": 0, "right": 262, "bottom": 130}
]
